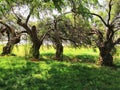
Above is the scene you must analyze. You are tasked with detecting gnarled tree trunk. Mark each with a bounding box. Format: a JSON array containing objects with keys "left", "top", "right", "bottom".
[
  {"left": 29, "top": 26, "right": 43, "bottom": 60},
  {"left": 98, "top": 42, "right": 114, "bottom": 66},
  {"left": 55, "top": 42, "right": 63, "bottom": 61},
  {"left": 29, "top": 42, "right": 42, "bottom": 59},
  {"left": 98, "top": 47, "right": 113, "bottom": 66},
  {"left": 0, "top": 22, "right": 19, "bottom": 56},
  {"left": 2, "top": 42, "right": 14, "bottom": 55},
  {"left": 1, "top": 35, "right": 20, "bottom": 56}
]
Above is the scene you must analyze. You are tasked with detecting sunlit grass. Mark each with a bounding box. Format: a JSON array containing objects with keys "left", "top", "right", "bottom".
[
  {"left": 0, "top": 45, "right": 120, "bottom": 89},
  {"left": 0, "top": 56, "right": 120, "bottom": 90},
  {"left": 12, "top": 45, "right": 99, "bottom": 56}
]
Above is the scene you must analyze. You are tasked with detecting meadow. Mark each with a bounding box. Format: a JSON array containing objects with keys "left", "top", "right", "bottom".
[{"left": 0, "top": 45, "right": 120, "bottom": 90}]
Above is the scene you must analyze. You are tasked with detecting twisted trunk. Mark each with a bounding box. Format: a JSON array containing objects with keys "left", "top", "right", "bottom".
[
  {"left": 2, "top": 42, "right": 14, "bottom": 55},
  {"left": 55, "top": 41, "right": 63, "bottom": 61},
  {"left": 98, "top": 42, "right": 114, "bottom": 66},
  {"left": 29, "top": 26, "right": 43, "bottom": 59},
  {"left": 30, "top": 42, "right": 41, "bottom": 59},
  {"left": 1, "top": 36, "right": 20, "bottom": 55}
]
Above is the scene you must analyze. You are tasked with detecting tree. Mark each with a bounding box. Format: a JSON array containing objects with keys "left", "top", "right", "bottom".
[
  {"left": 0, "top": 20, "right": 23, "bottom": 55},
  {"left": 66, "top": 0, "right": 120, "bottom": 66},
  {"left": 89, "top": 0, "right": 120, "bottom": 66},
  {"left": 1, "top": 0, "right": 64, "bottom": 59},
  {"left": 16, "top": 11, "right": 50, "bottom": 59},
  {"left": 10, "top": 0, "right": 52, "bottom": 59},
  {"left": 47, "top": 17, "right": 64, "bottom": 61}
]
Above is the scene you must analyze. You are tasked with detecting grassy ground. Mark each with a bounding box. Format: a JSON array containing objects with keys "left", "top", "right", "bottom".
[{"left": 0, "top": 45, "right": 120, "bottom": 90}]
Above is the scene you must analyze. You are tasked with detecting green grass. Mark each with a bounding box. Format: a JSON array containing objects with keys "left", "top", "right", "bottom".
[{"left": 0, "top": 45, "right": 120, "bottom": 90}]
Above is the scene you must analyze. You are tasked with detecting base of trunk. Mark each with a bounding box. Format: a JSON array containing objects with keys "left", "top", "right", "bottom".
[
  {"left": 98, "top": 53, "right": 114, "bottom": 66},
  {"left": 29, "top": 43, "right": 40, "bottom": 60},
  {"left": 1, "top": 44, "right": 13, "bottom": 56},
  {"left": 1, "top": 36, "right": 20, "bottom": 56},
  {"left": 55, "top": 44, "right": 63, "bottom": 61}
]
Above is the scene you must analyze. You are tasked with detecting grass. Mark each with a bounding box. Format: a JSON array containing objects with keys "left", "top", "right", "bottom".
[{"left": 0, "top": 45, "right": 120, "bottom": 90}]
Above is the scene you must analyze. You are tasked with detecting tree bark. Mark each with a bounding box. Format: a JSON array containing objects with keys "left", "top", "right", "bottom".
[
  {"left": 98, "top": 43, "right": 114, "bottom": 66},
  {"left": 1, "top": 36, "right": 20, "bottom": 55},
  {"left": 55, "top": 42, "right": 63, "bottom": 61},
  {"left": 1, "top": 42, "right": 14, "bottom": 55},
  {"left": 29, "top": 26, "right": 43, "bottom": 59},
  {"left": 29, "top": 42, "right": 41, "bottom": 59}
]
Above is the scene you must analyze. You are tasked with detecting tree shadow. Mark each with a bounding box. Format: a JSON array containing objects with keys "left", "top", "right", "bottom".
[
  {"left": 40, "top": 53, "right": 71, "bottom": 61},
  {"left": 74, "top": 54, "right": 98, "bottom": 63},
  {"left": 0, "top": 61, "right": 120, "bottom": 90},
  {"left": 41, "top": 53, "right": 54, "bottom": 59},
  {"left": 40, "top": 53, "right": 98, "bottom": 64}
]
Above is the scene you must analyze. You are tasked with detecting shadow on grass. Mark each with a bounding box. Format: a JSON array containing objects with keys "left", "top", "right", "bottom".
[
  {"left": 75, "top": 54, "right": 98, "bottom": 63},
  {"left": 41, "top": 53, "right": 98, "bottom": 63},
  {"left": 40, "top": 53, "right": 71, "bottom": 61},
  {"left": 0, "top": 60, "right": 120, "bottom": 90},
  {"left": 41, "top": 53, "right": 54, "bottom": 58}
]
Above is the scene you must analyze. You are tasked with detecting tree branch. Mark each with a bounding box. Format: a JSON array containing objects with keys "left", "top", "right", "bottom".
[
  {"left": 0, "top": 20, "right": 11, "bottom": 30},
  {"left": 5, "top": 0, "right": 21, "bottom": 21},
  {"left": 60, "top": 36, "right": 79, "bottom": 47},
  {"left": 114, "top": 38, "right": 120, "bottom": 45},
  {"left": 25, "top": 6, "right": 34, "bottom": 24},
  {"left": 17, "top": 18, "right": 32, "bottom": 34},
  {"left": 107, "top": 0, "right": 112, "bottom": 25},
  {"left": 20, "top": 30, "right": 28, "bottom": 34},
  {"left": 111, "top": 16, "right": 120, "bottom": 25},
  {"left": 40, "top": 29, "right": 52, "bottom": 42},
  {"left": 70, "top": 0, "right": 76, "bottom": 11},
  {"left": 90, "top": 13, "right": 107, "bottom": 26}
]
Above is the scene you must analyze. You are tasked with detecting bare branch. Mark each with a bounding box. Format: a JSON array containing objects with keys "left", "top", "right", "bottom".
[
  {"left": 111, "top": 16, "right": 120, "bottom": 25},
  {"left": 17, "top": 18, "right": 32, "bottom": 34},
  {"left": 114, "top": 29, "right": 120, "bottom": 33},
  {"left": 107, "top": 0, "right": 113, "bottom": 25},
  {"left": 70, "top": 0, "right": 76, "bottom": 11},
  {"left": 20, "top": 30, "right": 28, "bottom": 34},
  {"left": 60, "top": 36, "right": 79, "bottom": 47},
  {"left": 109, "top": 29, "right": 114, "bottom": 41},
  {"left": 5, "top": 0, "right": 20, "bottom": 20},
  {"left": 114, "top": 38, "right": 120, "bottom": 45},
  {"left": 0, "top": 20, "right": 11, "bottom": 30},
  {"left": 90, "top": 13, "right": 107, "bottom": 26},
  {"left": 40, "top": 29, "right": 52, "bottom": 42},
  {"left": 25, "top": 6, "right": 34, "bottom": 24}
]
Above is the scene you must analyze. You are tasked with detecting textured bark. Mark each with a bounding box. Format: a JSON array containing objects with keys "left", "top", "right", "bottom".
[
  {"left": 30, "top": 42, "right": 41, "bottom": 59},
  {"left": 29, "top": 26, "right": 43, "bottom": 59},
  {"left": 98, "top": 47, "right": 113, "bottom": 66},
  {"left": 52, "top": 19, "right": 64, "bottom": 61},
  {"left": 1, "top": 36, "right": 20, "bottom": 55},
  {"left": 1, "top": 43, "right": 14, "bottom": 55},
  {"left": 55, "top": 42, "right": 63, "bottom": 61},
  {"left": 98, "top": 41, "right": 114, "bottom": 66}
]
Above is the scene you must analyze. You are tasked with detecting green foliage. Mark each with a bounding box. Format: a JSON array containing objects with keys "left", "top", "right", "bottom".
[
  {"left": 0, "top": 46, "right": 120, "bottom": 89},
  {"left": 0, "top": 55, "right": 120, "bottom": 89},
  {"left": 113, "top": 0, "right": 120, "bottom": 15},
  {"left": 77, "top": 4, "right": 92, "bottom": 19},
  {"left": 52, "top": 0, "right": 64, "bottom": 11},
  {"left": 71, "top": 0, "right": 99, "bottom": 19}
]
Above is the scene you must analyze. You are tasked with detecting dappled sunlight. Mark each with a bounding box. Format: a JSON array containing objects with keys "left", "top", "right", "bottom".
[
  {"left": 0, "top": 46, "right": 120, "bottom": 89},
  {"left": 0, "top": 0, "right": 119, "bottom": 89},
  {"left": 0, "top": 56, "right": 120, "bottom": 89}
]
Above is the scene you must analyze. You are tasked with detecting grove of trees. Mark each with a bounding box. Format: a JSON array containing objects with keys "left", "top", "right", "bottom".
[{"left": 0, "top": 0, "right": 120, "bottom": 67}]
